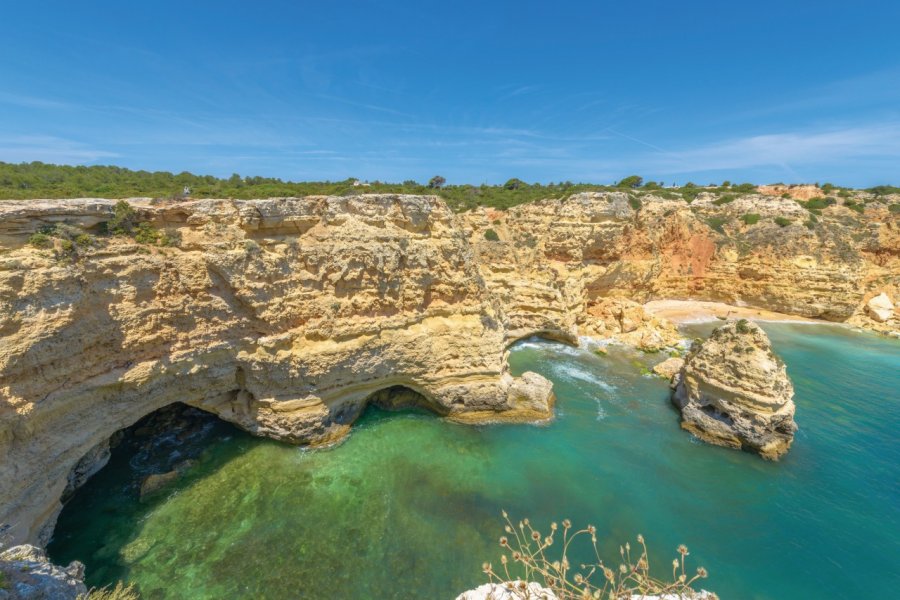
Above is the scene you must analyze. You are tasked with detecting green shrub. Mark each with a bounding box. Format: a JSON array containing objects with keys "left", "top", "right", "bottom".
[
  {"left": 802, "top": 196, "right": 835, "bottom": 211},
  {"left": 890, "top": 204, "right": 900, "bottom": 213},
  {"left": 844, "top": 200, "right": 865, "bottom": 213},
  {"left": 483, "top": 228, "right": 500, "bottom": 241},
  {"left": 75, "top": 233, "right": 95, "bottom": 247},
  {"left": 733, "top": 183, "right": 756, "bottom": 193},
  {"left": 740, "top": 213, "right": 760, "bottom": 225},
  {"left": 736, "top": 319, "right": 751, "bottom": 334},
  {"left": 618, "top": 175, "right": 643, "bottom": 189},
  {"left": 774, "top": 216, "right": 792, "bottom": 227},
  {"left": 706, "top": 216, "right": 727, "bottom": 233},
  {"left": 133, "top": 222, "right": 161, "bottom": 244},
  {"left": 628, "top": 197, "right": 642, "bottom": 210},
  {"left": 107, "top": 200, "right": 137, "bottom": 235},
  {"left": 27, "top": 232, "right": 52, "bottom": 248},
  {"left": 712, "top": 194, "right": 736, "bottom": 205}
]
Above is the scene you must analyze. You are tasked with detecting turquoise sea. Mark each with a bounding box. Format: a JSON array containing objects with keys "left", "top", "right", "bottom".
[{"left": 48, "top": 323, "right": 900, "bottom": 599}]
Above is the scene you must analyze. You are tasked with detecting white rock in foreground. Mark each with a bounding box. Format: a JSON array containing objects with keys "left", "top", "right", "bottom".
[{"left": 455, "top": 581, "right": 557, "bottom": 600}]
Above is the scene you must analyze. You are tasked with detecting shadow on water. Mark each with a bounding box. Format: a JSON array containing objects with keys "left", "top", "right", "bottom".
[
  {"left": 47, "top": 403, "right": 256, "bottom": 588},
  {"left": 46, "top": 327, "right": 900, "bottom": 599}
]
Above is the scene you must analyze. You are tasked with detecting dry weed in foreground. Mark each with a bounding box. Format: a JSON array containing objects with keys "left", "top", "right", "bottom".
[
  {"left": 78, "top": 581, "right": 140, "bottom": 600},
  {"left": 481, "top": 512, "right": 718, "bottom": 599}
]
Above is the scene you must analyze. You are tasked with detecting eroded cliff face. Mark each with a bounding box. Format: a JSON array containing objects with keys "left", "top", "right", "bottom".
[
  {"left": 463, "top": 191, "right": 899, "bottom": 336},
  {"left": 0, "top": 195, "right": 554, "bottom": 545},
  {"left": 0, "top": 191, "right": 897, "bottom": 545}
]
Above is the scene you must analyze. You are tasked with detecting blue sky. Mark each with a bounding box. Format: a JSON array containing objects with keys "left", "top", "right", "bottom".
[{"left": 1, "top": 1, "right": 899, "bottom": 186}]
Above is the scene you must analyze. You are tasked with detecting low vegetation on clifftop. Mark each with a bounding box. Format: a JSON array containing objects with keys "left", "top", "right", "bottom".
[{"left": 2, "top": 161, "right": 899, "bottom": 213}]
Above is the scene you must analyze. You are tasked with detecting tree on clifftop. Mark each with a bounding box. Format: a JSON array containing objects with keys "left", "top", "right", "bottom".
[
  {"left": 428, "top": 175, "right": 446, "bottom": 189},
  {"left": 618, "top": 175, "right": 643, "bottom": 188}
]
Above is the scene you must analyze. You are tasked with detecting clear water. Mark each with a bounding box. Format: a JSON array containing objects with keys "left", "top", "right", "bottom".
[{"left": 48, "top": 324, "right": 900, "bottom": 599}]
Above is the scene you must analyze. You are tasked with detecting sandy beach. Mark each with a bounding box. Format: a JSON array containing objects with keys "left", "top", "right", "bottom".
[{"left": 643, "top": 299, "right": 822, "bottom": 325}]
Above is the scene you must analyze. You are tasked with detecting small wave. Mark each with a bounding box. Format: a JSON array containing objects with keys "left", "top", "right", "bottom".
[
  {"left": 596, "top": 404, "right": 607, "bottom": 421},
  {"left": 552, "top": 363, "right": 616, "bottom": 392}
]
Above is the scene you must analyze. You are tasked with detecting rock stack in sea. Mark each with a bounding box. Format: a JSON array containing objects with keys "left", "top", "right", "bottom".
[{"left": 672, "top": 320, "right": 797, "bottom": 460}]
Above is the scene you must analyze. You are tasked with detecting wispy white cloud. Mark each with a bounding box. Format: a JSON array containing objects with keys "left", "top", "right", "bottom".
[
  {"left": 0, "top": 135, "right": 118, "bottom": 164},
  {"left": 652, "top": 122, "right": 900, "bottom": 173}
]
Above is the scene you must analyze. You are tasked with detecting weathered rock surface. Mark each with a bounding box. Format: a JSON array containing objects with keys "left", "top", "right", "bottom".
[
  {"left": 0, "top": 544, "right": 86, "bottom": 599},
  {"left": 0, "top": 195, "right": 554, "bottom": 545},
  {"left": 866, "top": 292, "right": 895, "bottom": 322},
  {"left": 652, "top": 357, "right": 684, "bottom": 380},
  {"left": 672, "top": 321, "right": 797, "bottom": 459},
  {"left": 0, "top": 191, "right": 895, "bottom": 544}
]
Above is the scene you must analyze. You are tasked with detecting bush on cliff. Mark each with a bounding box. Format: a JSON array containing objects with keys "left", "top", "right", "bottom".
[
  {"left": 740, "top": 213, "right": 760, "bottom": 225},
  {"left": 483, "top": 228, "right": 500, "bottom": 241},
  {"left": 482, "top": 512, "right": 714, "bottom": 599},
  {"left": 774, "top": 216, "right": 792, "bottom": 227}
]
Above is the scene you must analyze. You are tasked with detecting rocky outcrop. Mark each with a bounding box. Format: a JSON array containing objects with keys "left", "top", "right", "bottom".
[
  {"left": 0, "top": 190, "right": 895, "bottom": 544},
  {"left": 652, "top": 357, "right": 684, "bottom": 380},
  {"left": 0, "top": 195, "right": 554, "bottom": 545},
  {"left": 672, "top": 321, "right": 797, "bottom": 459},
  {"left": 0, "top": 545, "right": 86, "bottom": 599},
  {"left": 464, "top": 192, "right": 899, "bottom": 331}
]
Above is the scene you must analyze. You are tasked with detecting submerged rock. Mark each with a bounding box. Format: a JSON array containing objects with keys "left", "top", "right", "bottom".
[
  {"left": 140, "top": 471, "right": 180, "bottom": 498},
  {"left": 0, "top": 544, "right": 86, "bottom": 599},
  {"left": 672, "top": 320, "right": 797, "bottom": 460}
]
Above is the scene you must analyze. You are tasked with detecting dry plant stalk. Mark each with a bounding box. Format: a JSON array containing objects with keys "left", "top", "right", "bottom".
[{"left": 481, "top": 511, "right": 717, "bottom": 599}]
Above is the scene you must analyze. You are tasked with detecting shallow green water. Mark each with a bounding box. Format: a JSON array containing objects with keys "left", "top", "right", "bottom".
[{"left": 49, "top": 324, "right": 900, "bottom": 599}]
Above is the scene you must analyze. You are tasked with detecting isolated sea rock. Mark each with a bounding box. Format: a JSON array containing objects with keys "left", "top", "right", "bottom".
[
  {"left": 672, "top": 320, "right": 797, "bottom": 460},
  {"left": 866, "top": 292, "right": 895, "bottom": 323},
  {"left": 0, "top": 544, "right": 87, "bottom": 599}
]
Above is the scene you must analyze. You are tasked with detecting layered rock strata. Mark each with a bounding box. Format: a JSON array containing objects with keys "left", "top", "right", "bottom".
[
  {"left": 671, "top": 321, "right": 797, "bottom": 459},
  {"left": 0, "top": 195, "right": 554, "bottom": 545},
  {"left": 0, "top": 190, "right": 896, "bottom": 543}
]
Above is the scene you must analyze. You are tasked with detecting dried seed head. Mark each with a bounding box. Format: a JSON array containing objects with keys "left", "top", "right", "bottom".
[
  {"left": 619, "top": 564, "right": 627, "bottom": 574},
  {"left": 563, "top": 519, "right": 572, "bottom": 529},
  {"left": 505, "top": 525, "right": 513, "bottom": 534},
  {"left": 574, "top": 574, "right": 583, "bottom": 584},
  {"left": 673, "top": 559, "right": 680, "bottom": 569},
  {"left": 499, "top": 536, "right": 508, "bottom": 547},
  {"left": 697, "top": 567, "right": 708, "bottom": 578},
  {"left": 544, "top": 536, "right": 553, "bottom": 546},
  {"left": 678, "top": 544, "right": 689, "bottom": 555},
  {"left": 587, "top": 525, "right": 596, "bottom": 535},
  {"left": 512, "top": 551, "right": 522, "bottom": 561},
  {"left": 500, "top": 555, "right": 508, "bottom": 565},
  {"left": 551, "top": 522, "right": 558, "bottom": 531},
  {"left": 482, "top": 562, "right": 491, "bottom": 574},
  {"left": 532, "top": 531, "right": 540, "bottom": 541},
  {"left": 636, "top": 534, "right": 644, "bottom": 544}
]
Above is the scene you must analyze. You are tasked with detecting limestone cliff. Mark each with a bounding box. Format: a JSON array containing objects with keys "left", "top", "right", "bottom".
[
  {"left": 0, "top": 190, "right": 896, "bottom": 545},
  {"left": 463, "top": 191, "right": 899, "bottom": 337},
  {"left": 672, "top": 321, "right": 797, "bottom": 459},
  {"left": 0, "top": 195, "right": 554, "bottom": 545}
]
